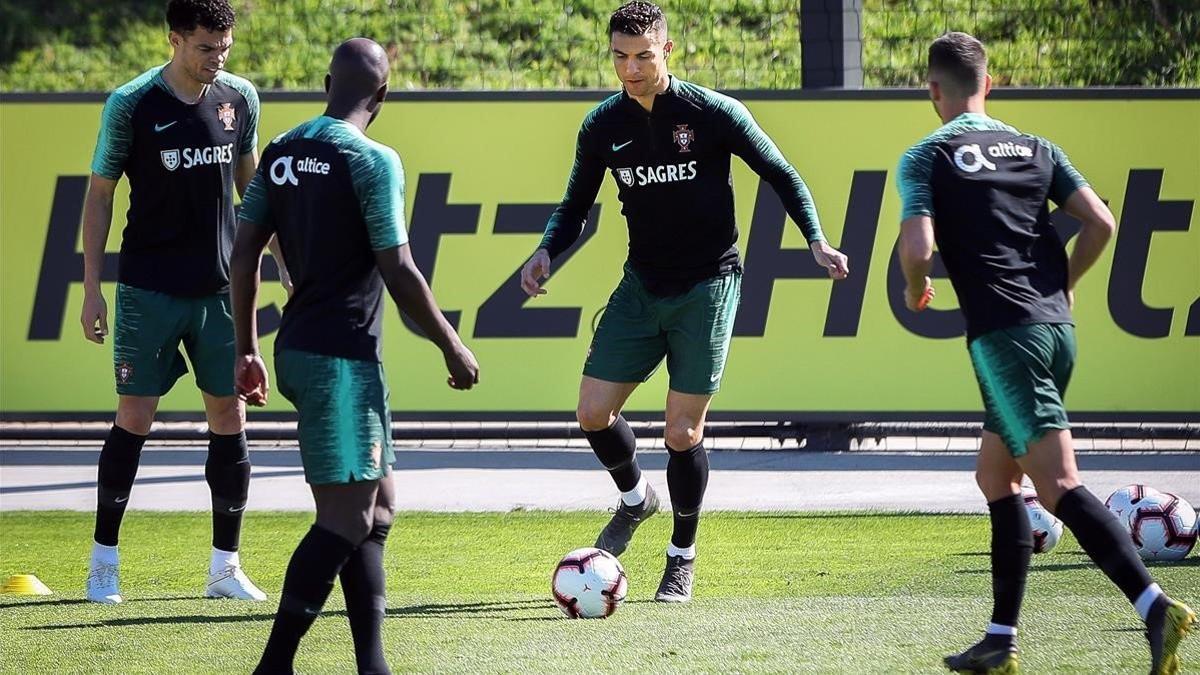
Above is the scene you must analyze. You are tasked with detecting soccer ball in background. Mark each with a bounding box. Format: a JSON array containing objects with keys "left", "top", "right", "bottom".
[
  {"left": 551, "top": 547, "right": 628, "bottom": 618},
  {"left": 1105, "top": 484, "right": 1163, "bottom": 533},
  {"left": 1022, "top": 489, "right": 1064, "bottom": 553},
  {"left": 1125, "top": 492, "right": 1199, "bottom": 562}
]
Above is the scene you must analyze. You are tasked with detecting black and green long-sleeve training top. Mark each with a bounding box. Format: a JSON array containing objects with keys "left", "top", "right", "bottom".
[{"left": 538, "top": 76, "right": 824, "bottom": 296}]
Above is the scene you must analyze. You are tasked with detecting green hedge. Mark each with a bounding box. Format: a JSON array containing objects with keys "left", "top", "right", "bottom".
[{"left": 0, "top": 0, "right": 1195, "bottom": 91}]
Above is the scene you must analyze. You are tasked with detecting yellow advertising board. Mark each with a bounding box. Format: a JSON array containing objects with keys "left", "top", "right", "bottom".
[{"left": 1, "top": 92, "right": 1197, "bottom": 418}]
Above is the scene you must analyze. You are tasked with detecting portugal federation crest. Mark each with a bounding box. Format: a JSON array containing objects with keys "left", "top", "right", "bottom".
[
  {"left": 616, "top": 167, "right": 634, "bottom": 186},
  {"left": 216, "top": 102, "right": 237, "bottom": 131},
  {"left": 115, "top": 361, "right": 134, "bottom": 385},
  {"left": 672, "top": 124, "right": 695, "bottom": 153},
  {"left": 160, "top": 149, "right": 180, "bottom": 171}
]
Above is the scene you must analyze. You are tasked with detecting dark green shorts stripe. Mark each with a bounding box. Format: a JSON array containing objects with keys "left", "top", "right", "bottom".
[
  {"left": 583, "top": 265, "right": 741, "bottom": 395},
  {"left": 968, "top": 323, "right": 1076, "bottom": 457},
  {"left": 112, "top": 283, "right": 234, "bottom": 397},
  {"left": 275, "top": 349, "right": 394, "bottom": 485}
]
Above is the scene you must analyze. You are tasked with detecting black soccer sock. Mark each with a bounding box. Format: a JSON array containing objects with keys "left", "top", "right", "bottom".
[
  {"left": 583, "top": 415, "right": 642, "bottom": 493},
  {"left": 340, "top": 520, "right": 393, "bottom": 675},
  {"left": 255, "top": 526, "right": 357, "bottom": 674},
  {"left": 666, "top": 442, "right": 709, "bottom": 549},
  {"left": 94, "top": 425, "right": 147, "bottom": 547},
  {"left": 206, "top": 431, "right": 251, "bottom": 552},
  {"left": 1053, "top": 485, "right": 1154, "bottom": 604},
  {"left": 987, "top": 494, "right": 1033, "bottom": 629}
]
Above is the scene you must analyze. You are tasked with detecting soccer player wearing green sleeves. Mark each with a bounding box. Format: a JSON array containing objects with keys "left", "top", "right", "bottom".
[
  {"left": 231, "top": 39, "right": 479, "bottom": 674},
  {"left": 79, "top": 0, "right": 279, "bottom": 605},
  {"left": 520, "top": 1, "right": 848, "bottom": 603},
  {"left": 896, "top": 32, "right": 1194, "bottom": 674}
]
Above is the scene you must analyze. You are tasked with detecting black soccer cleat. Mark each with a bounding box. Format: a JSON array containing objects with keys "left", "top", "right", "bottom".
[
  {"left": 593, "top": 483, "right": 660, "bottom": 557},
  {"left": 1146, "top": 595, "right": 1196, "bottom": 675},
  {"left": 943, "top": 637, "right": 1020, "bottom": 674},
  {"left": 654, "top": 554, "right": 695, "bottom": 603}
]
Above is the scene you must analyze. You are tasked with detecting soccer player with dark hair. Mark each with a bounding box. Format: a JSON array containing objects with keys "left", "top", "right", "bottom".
[
  {"left": 896, "top": 31, "right": 1194, "bottom": 674},
  {"left": 232, "top": 38, "right": 480, "bottom": 674},
  {"left": 81, "top": 0, "right": 282, "bottom": 604},
  {"left": 520, "top": 1, "right": 848, "bottom": 603}
]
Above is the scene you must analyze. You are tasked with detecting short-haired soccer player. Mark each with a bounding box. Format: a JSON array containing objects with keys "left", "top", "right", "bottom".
[
  {"left": 896, "top": 31, "right": 1194, "bottom": 674},
  {"left": 521, "top": 1, "right": 848, "bottom": 604},
  {"left": 81, "top": 0, "right": 277, "bottom": 605}
]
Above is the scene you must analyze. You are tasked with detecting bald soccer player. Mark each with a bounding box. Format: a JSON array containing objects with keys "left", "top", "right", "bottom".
[{"left": 231, "top": 38, "right": 479, "bottom": 674}]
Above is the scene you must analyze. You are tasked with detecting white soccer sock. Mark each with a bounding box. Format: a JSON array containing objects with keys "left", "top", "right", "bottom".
[
  {"left": 621, "top": 476, "right": 649, "bottom": 507},
  {"left": 91, "top": 542, "right": 119, "bottom": 566},
  {"left": 666, "top": 543, "right": 696, "bottom": 560},
  {"left": 985, "top": 622, "right": 1017, "bottom": 637},
  {"left": 1135, "top": 583, "right": 1164, "bottom": 621},
  {"left": 210, "top": 548, "right": 240, "bottom": 575}
]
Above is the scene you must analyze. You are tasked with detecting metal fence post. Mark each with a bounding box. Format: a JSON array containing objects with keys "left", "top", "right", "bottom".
[{"left": 801, "top": 0, "right": 863, "bottom": 88}]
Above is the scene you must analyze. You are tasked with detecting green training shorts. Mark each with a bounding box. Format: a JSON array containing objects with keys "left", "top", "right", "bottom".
[
  {"left": 275, "top": 349, "right": 395, "bottom": 485},
  {"left": 112, "top": 283, "right": 235, "bottom": 397},
  {"left": 583, "top": 264, "right": 741, "bottom": 395},
  {"left": 968, "top": 322, "right": 1076, "bottom": 457}
]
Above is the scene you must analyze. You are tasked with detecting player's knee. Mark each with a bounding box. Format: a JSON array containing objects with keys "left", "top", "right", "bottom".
[
  {"left": 326, "top": 511, "right": 374, "bottom": 545},
  {"left": 664, "top": 423, "right": 702, "bottom": 452},
  {"left": 115, "top": 401, "right": 156, "bottom": 436},
  {"left": 1028, "top": 476, "right": 1079, "bottom": 513},
  {"left": 974, "top": 469, "right": 1018, "bottom": 502},
  {"left": 576, "top": 402, "right": 615, "bottom": 432},
  {"left": 206, "top": 397, "right": 244, "bottom": 435},
  {"left": 974, "top": 467, "right": 1002, "bottom": 492}
]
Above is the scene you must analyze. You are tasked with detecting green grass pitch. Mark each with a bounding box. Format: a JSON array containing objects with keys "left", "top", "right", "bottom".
[{"left": 1, "top": 511, "right": 1197, "bottom": 673}]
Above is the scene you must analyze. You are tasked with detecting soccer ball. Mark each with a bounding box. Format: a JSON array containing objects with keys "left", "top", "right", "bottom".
[
  {"left": 1105, "top": 484, "right": 1163, "bottom": 532},
  {"left": 1022, "top": 489, "right": 1063, "bottom": 553},
  {"left": 551, "top": 547, "right": 628, "bottom": 618},
  {"left": 1126, "top": 492, "right": 1199, "bottom": 562}
]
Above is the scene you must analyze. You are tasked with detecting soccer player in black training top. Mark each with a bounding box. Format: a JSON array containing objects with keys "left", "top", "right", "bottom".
[
  {"left": 520, "top": 1, "right": 849, "bottom": 603},
  {"left": 897, "top": 32, "right": 1194, "bottom": 674},
  {"left": 81, "top": 0, "right": 282, "bottom": 604},
  {"left": 232, "top": 38, "right": 480, "bottom": 674}
]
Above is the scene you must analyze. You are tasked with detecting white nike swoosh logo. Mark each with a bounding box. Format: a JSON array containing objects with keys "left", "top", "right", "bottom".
[
  {"left": 227, "top": 505, "right": 246, "bottom": 513},
  {"left": 710, "top": 373, "right": 723, "bottom": 382},
  {"left": 154, "top": 121, "right": 178, "bottom": 132},
  {"left": 612, "top": 140, "right": 633, "bottom": 151},
  {"left": 114, "top": 496, "right": 128, "bottom": 503}
]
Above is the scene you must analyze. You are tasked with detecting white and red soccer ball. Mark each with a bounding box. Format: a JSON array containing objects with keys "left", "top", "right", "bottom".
[
  {"left": 1107, "top": 485, "right": 1198, "bottom": 562},
  {"left": 1022, "top": 489, "right": 1064, "bottom": 553},
  {"left": 551, "top": 547, "right": 628, "bottom": 618},
  {"left": 1105, "top": 484, "right": 1162, "bottom": 524}
]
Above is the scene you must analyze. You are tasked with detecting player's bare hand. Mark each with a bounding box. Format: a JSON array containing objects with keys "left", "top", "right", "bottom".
[
  {"left": 520, "top": 249, "right": 551, "bottom": 297},
  {"left": 234, "top": 353, "right": 270, "bottom": 407},
  {"left": 444, "top": 343, "right": 480, "bottom": 390},
  {"left": 81, "top": 290, "right": 109, "bottom": 344},
  {"left": 905, "top": 277, "right": 935, "bottom": 312},
  {"left": 811, "top": 241, "right": 849, "bottom": 280}
]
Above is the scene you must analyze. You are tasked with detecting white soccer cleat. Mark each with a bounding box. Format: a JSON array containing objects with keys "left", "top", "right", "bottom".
[
  {"left": 86, "top": 561, "right": 123, "bottom": 605},
  {"left": 205, "top": 565, "right": 267, "bottom": 601}
]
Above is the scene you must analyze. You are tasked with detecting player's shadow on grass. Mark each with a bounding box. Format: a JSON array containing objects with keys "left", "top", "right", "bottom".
[
  {"left": 385, "top": 598, "right": 550, "bottom": 619},
  {"left": 955, "top": 556, "right": 1200, "bottom": 575},
  {"left": 23, "top": 599, "right": 554, "bottom": 630},
  {"left": 2, "top": 595, "right": 208, "bottom": 609}
]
